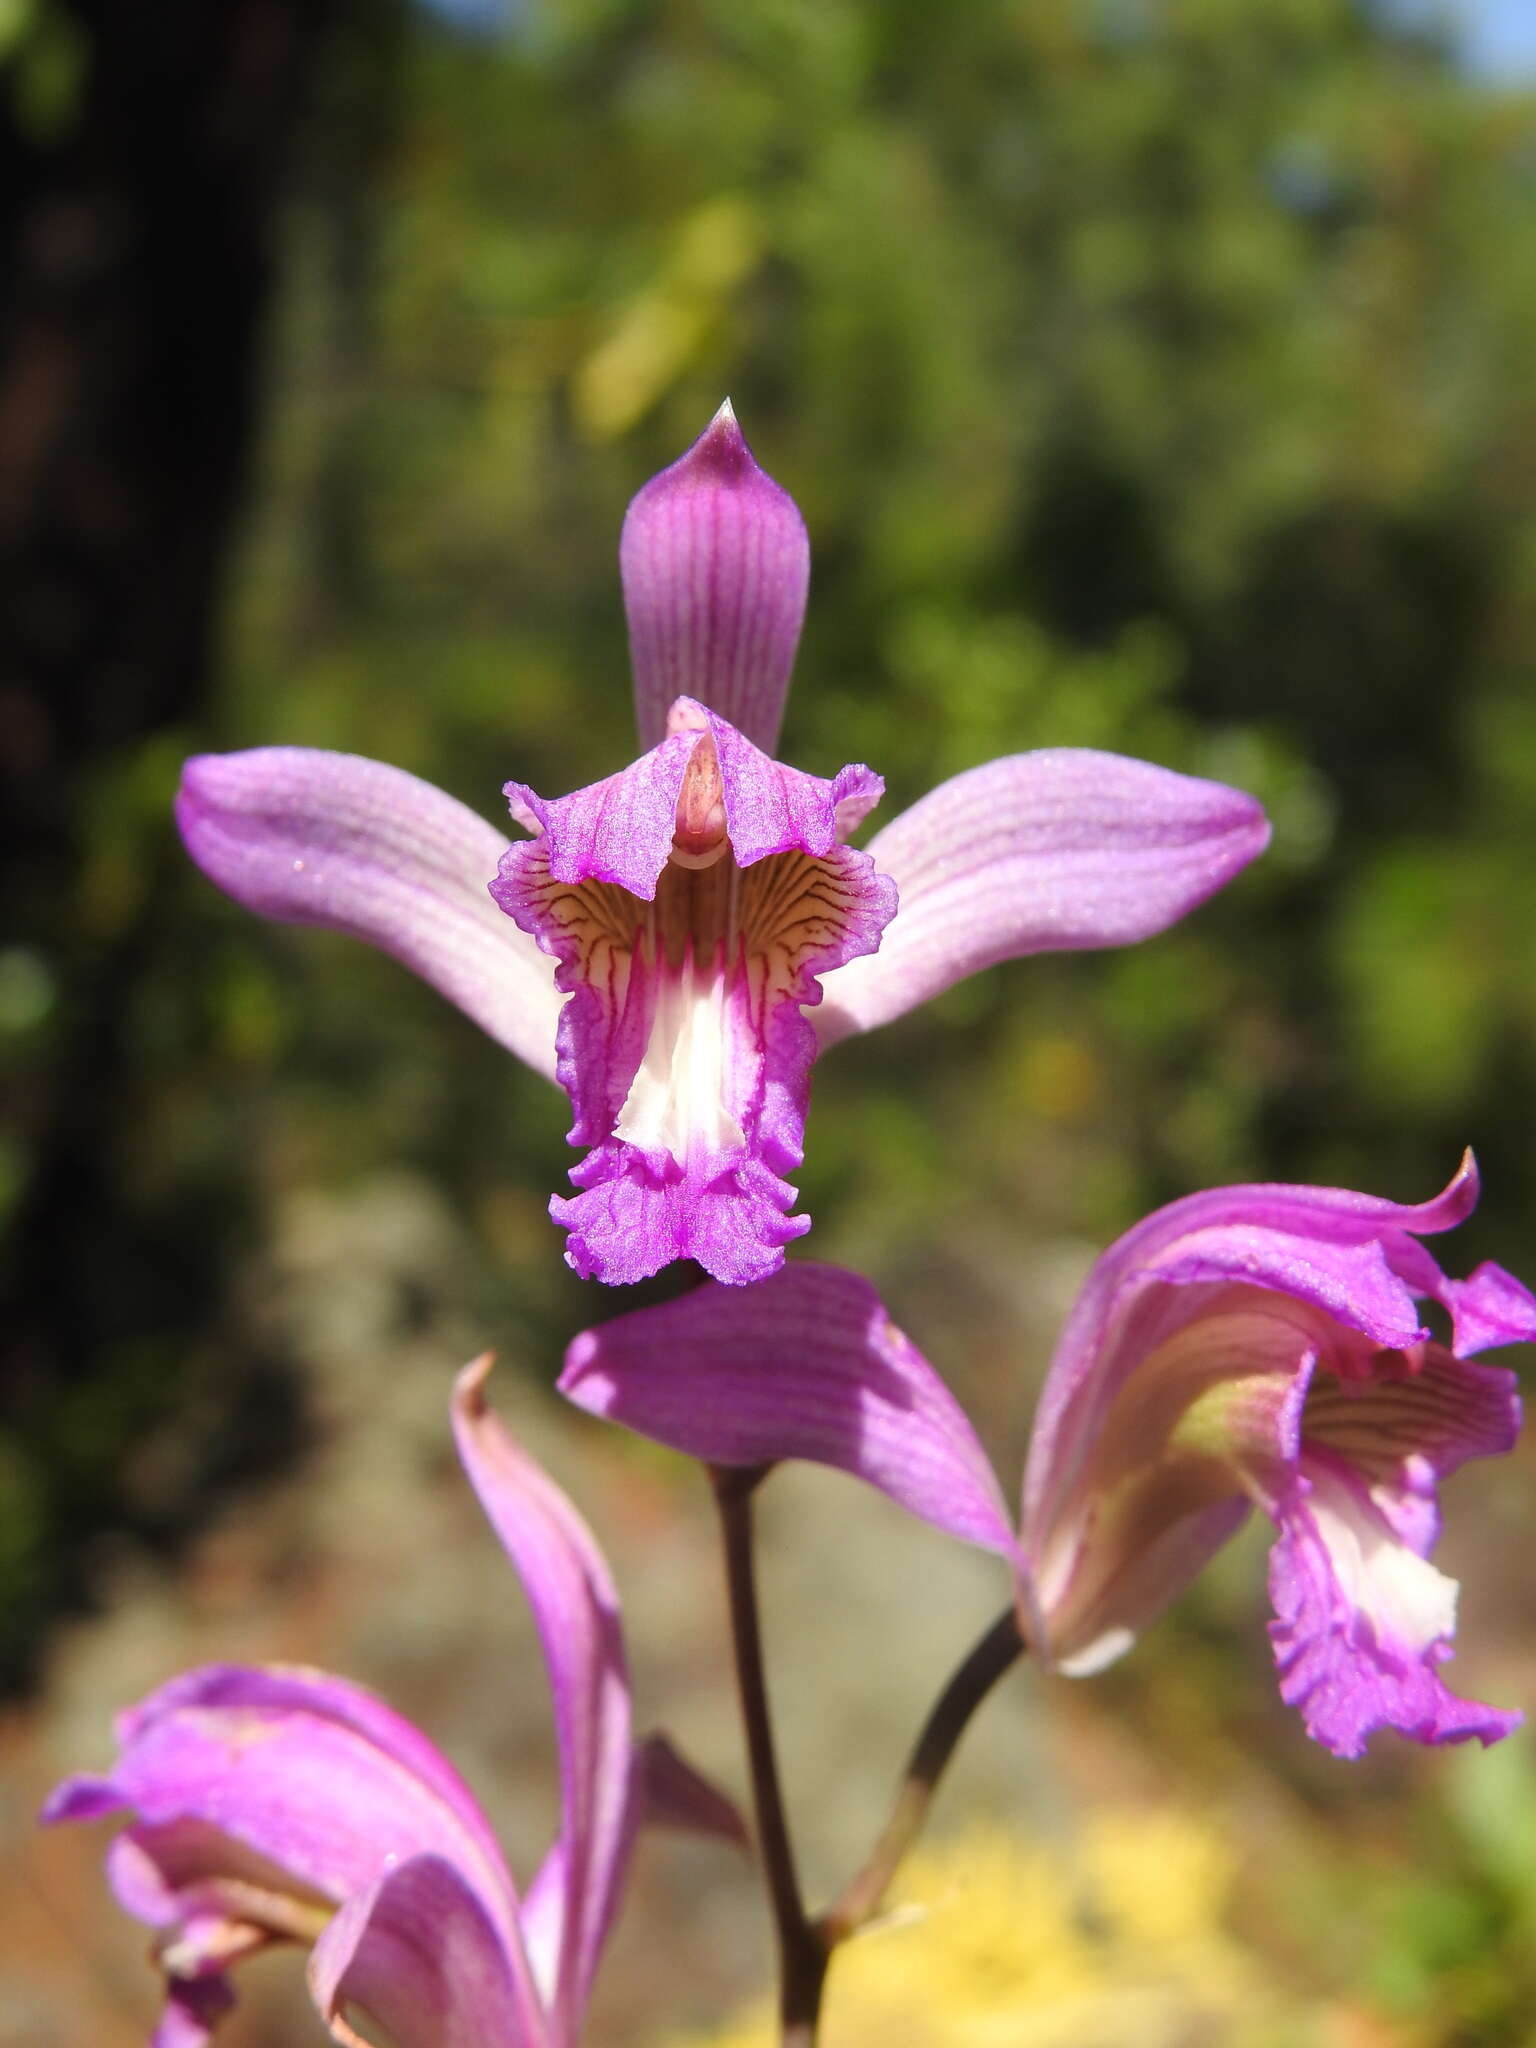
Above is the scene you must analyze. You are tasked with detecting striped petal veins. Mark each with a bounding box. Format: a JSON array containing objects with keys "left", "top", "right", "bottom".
[
  {"left": 1265, "top": 1338, "right": 1522, "bottom": 1755},
  {"left": 492, "top": 699, "right": 895, "bottom": 1285}
]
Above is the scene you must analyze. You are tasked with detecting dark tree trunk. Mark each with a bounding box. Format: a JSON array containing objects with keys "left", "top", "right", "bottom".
[
  {"left": 0, "top": 0, "right": 368, "bottom": 1687},
  {"left": 0, "top": 0, "right": 345, "bottom": 830}
]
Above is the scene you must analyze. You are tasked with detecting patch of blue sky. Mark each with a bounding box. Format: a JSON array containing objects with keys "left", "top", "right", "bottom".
[
  {"left": 1381, "top": 0, "right": 1536, "bottom": 77},
  {"left": 418, "top": 0, "right": 1536, "bottom": 79}
]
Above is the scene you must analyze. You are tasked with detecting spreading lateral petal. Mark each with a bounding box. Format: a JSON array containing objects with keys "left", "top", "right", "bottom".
[
  {"left": 816, "top": 748, "right": 1270, "bottom": 1044},
  {"left": 178, "top": 748, "right": 562, "bottom": 1079}
]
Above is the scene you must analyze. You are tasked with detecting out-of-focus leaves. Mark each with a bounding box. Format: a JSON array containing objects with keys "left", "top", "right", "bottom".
[{"left": 0, "top": 0, "right": 87, "bottom": 142}]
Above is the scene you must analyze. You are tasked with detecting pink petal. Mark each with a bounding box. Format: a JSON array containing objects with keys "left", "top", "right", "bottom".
[
  {"left": 1021, "top": 1158, "right": 1496, "bottom": 1548},
  {"left": 177, "top": 748, "right": 561, "bottom": 1079},
  {"left": 559, "top": 1264, "right": 1018, "bottom": 1557},
  {"left": 1050, "top": 1499, "right": 1254, "bottom": 1679},
  {"left": 311, "top": 1854, "right": 545, "bottom": 2048},
  {"left": 1267, "top": 1459, "right": 1521, "bottom": 1758},
  {"left": 46, "top": 1664, "right": 522, "bottom": 1950},
  {"left": 451, "top": 1357, "right": 633, "bottom": 2039},
  {"left": 708, "top": 710, "right": 884, "bottom": 863},
  {"left": 516, "top": 1732, "right": 749, "bottom": 2015},
  {"left": 1024, "top": 1298, "right": 1314, "bottom": 1670},
  {"left": 815, "top": 748, "right": 1269, "bottom": 1044},
  {"left": 112, "top": 1664, "right": 506, "bottom": 1876},
  {"left": 1438, "top": 1259, "right": 1536, "bottom": 1356},
  {"left": 622, "top": 403, "right": 809, "bottom": 756},
  {"left": 1299, "top": 1344, "right": 1521, "bottom": 1554},
  {"left": 502, "top": 731, "right": 695, "bottom": 899},
  {"left": 552, "top": 1153, "right": 810, "bottom": 1291}
]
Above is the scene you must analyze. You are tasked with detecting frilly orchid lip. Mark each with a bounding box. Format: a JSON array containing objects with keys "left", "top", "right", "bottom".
[
  {"left": 43, "top": 1357, "right": 743, "bottom": 2048},
  {"left": 176, "top": 402, "right": 1270, "bottom": 1288},
  {"left": 490, "top": 693, "right": 896, "bottom": 1285},
  {"left": 559, "top": 1156, "right": 1534, "bottom": 1760}
]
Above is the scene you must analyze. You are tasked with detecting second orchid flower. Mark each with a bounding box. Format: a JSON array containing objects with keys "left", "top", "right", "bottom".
[{"left": 562, "top": 1154, "right": 1534, "bottom": 1760}]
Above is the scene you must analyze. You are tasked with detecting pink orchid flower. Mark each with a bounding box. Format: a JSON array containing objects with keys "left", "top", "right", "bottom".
[
  {"left": 44, "top": 1358, "right": 740, "bottom": 2047},
  {"left": 561, "top": 1155, "right": 1533, "bottom": 1758},
  {"left": 178, "top": 405, "right": 1269, "bottom": 1286}
]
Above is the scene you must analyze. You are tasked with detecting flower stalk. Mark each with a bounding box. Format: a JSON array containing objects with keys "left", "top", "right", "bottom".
[
  {"left": 817, "top": 1606, "right": 1024, "bottom": 1948},
  {"left": 709, "top": 1464, "right": 829, "bottom": 2045},
  {"left": 711, "top": 1459, "right": 1026, "bottom": 2046}
]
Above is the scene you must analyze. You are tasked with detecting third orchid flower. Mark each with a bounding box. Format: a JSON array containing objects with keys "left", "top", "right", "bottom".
[
  {"left": 177, "top": 404, "right": 1269, "bottom": 1287},
  {"left": 44, "top": 1358, "right": 741, "bottom": 2048}
]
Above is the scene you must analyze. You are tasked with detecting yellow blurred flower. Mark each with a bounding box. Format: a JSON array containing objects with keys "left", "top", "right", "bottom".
[
  {"left": 667, "top": 1808, "right": 1383, "bottom": 2048},
  {"left": 574, "top": 196, "right": 763, "bottom": 441}
]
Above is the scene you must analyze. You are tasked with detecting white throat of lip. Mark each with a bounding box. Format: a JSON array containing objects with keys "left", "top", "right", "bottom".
[
  {"left": 615, "top": 951, "right": 746, "bottom": 1159},
  {"left": 1302, "top": 1462, "right": 1457, "bottom": 1652}
]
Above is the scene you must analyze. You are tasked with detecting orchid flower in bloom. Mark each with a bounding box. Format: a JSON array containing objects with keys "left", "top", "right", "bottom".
[
  {"left": 560, "top": 1155, "right": 1534, "bottom": 1758},
  {"left": 177, "top": 404, "right": 1270, "bottom": 1287},
  {"left": 43, "top": 1357, "right": 740, "bottom": 2047}
]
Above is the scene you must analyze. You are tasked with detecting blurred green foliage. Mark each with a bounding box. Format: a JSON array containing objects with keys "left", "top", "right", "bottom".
[
  {"left": 0, "top": 0, "right": 88, "bottom": 141},
  {"left": 213, "top": 0, "right": 1536, "bottom": 1282},
  {"left": 7, "top": 0, "right": 1536, "bottom": 2032}
]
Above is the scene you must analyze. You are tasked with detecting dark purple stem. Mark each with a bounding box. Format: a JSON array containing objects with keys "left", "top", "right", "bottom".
[
  {"left": 709, "top": 1464, "right": 828, "bottom": 2045},
  {"left": 817, "top": 1607, "right": 1024, "bottom": 1946}
]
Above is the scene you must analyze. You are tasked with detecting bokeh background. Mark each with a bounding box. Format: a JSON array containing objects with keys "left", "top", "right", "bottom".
[{"left": 8, "top": 0, "right": 1536, "bottom": 2040}]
